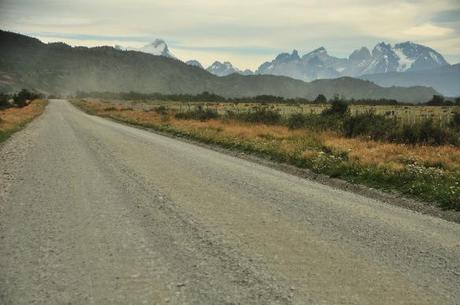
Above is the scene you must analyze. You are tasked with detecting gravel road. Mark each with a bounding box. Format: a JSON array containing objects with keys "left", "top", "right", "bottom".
[{"left": 1, "top": 100, "right": 459, "bottom": 305}]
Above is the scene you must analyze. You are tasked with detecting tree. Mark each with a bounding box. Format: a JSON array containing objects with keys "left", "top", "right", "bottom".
[
  {"left": 13, "top": 89, "right": 37, "bottom": 107},
  {"left": 426, "top": 95, "right": 446, "bottom": 106},
  {"left": 314, "top": 94, "right": 327, "bottom": 104},
  {"left": 0, "top": 93, "right": 10, "bottom": 108},
  {"left": 322, "top": 97, "right": 349, "bottom": 116}
]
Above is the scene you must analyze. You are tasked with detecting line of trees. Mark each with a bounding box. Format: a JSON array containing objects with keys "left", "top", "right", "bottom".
[
  {"left": 76, "top": 91, "right": 434, "bottom": 106},
  {"left": 76, "top": 91, "right": 460, "bottom": 106},
  {"left": 424, "top": 95, "right": 460, "bottom": 106}
]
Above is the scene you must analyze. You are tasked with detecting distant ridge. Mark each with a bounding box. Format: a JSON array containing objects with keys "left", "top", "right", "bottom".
[
  {"left": 0, "top": 30, "right": 438, "bottom": 103},
  {"left": 361, "top": 64, "right": 460, "bottom": 97}
]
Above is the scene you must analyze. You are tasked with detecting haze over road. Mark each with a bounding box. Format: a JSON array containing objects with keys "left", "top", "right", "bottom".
[{"left": 1, "top": 100, "right": 459, "bottom": 305}]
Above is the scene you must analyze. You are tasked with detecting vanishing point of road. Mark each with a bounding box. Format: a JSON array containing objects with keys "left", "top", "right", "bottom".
[{"left": 1, "top": 100, "right": 459, "bottom": 305}]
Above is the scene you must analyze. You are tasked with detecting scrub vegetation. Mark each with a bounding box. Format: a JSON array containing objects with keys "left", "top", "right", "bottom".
[
  {"left": 73, "top": 98, "right": 460, "bottom": 210},
  {"left": 0, "top": 90, "right": 47, "bottom": 143}
]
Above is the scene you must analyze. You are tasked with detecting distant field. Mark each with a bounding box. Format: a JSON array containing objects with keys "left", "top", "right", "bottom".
[
  {"left": 103, "top": 100, "right": 459, "bottom": 126},
  {"left": 74, "top": 99, "right": 460, "bottom": 210}
]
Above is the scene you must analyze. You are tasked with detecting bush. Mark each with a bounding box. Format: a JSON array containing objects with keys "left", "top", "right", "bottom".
[
  {"left": 154, "top": 105, "right": 168, "bottom": 115},
  {"left": 0, "top": 93, "right": 11, "bottom": 109},
  {"left": 287, "top": 113, "right": 310, "bottom": 129},
  {"left": 234, "top": 107, "right": 281, "bottom": 124},
  {"left": 322, "top": 98, "right": 349, "bottom": 116},
  {"left": 393, "top": 120, "right": 457, "bottom": 146},
  {"left": 314, "top": 94, "right": 327, "bottom": 104},
  {"left": 12, "top": 89, "right": 40, "bottom": 108},
  {"left": 287, "top": 112, "right": 344, "bottom": 131},
  {"left": 175, "top": 105, "right": 219, "bottom": 121},
  {"left": 343, "top": 112, "right": 396, "bottom": 140},
  {"left": 343, "top": 113, "right": 458, "bottom": 146}
]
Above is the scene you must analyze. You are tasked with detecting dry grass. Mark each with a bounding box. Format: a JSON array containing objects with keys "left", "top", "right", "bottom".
[
  {"left": 0, "top": 100, "right": 48, "bottom": 142},
  {"left": 122, "top": 99, "right": 459, "bottom": 126},
  {"left": 82, "top": 99, "right": 460, "bottom": 174},
  {"left": 74, "top": 99, "right": 460, "bottom": 208},
  {"left": 323, "top": 136, "right": 460, "bottom": 172}
]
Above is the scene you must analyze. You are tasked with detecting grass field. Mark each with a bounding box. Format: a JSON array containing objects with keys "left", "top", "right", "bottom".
[
  {"left": 121, "top": 100, "right": 458, "bottom": 126},
  {"left": 0, "top": 100, "right": 48, "bottom": 143},
  {"left": 74, "top": 99, "right": 460, "bottom": 210}
]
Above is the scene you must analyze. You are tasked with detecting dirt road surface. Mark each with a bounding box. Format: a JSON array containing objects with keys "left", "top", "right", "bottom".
[{"left": 1, "top": 100, "right": 459, "bottom": 305}]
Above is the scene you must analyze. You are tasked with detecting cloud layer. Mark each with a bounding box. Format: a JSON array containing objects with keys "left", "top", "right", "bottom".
[{"left": 1, "top": 0, "right": 459, "bottom": 69}]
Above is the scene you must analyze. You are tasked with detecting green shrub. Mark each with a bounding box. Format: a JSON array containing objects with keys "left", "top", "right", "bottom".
[
  {"left": 243, "top": 108, "right": 281, "bottom": 124},
  {"left": 228, "top": 107, "right": 281, "bottom": 125},
  {"left": 287, "top": 112, "right": 344, "bottom": 131},
  {"left": 154, "top": 105, "right": 168, "bottom": 114},
  {"left": 314, "top": 94, "right": 327, "bottom": 104},
  {"left": 175, "top": 105, "right": 219, "bottom": 121},
  {"left": 13, "top": 89, "right": 32, "bottom": 107},
  {"left": 287, "top": 113, "right": 310, "bottom": 129},
  {"left": 322, "top": 98, "right": 349, "bottom": 116},
  {"left": 343, "top": 112, "right": 396, "bottom": 140},
  {"left": 393, "top": 120, "right": 458, "bottom": 146},
  {"left": 12, "top": 89, "right": 42, "bottom": 108},
  {"left": 0, "top": 93, "right": 10, "bottom": 109}
]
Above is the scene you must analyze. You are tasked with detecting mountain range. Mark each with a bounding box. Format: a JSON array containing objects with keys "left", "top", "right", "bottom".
[
  {"left": 134, "top": 39, "right": 457, "bottom": 96},
  {"left": 255, "top": 42, "right": 449, "bottom": 81},
  {"left": 0, "top": 30, "right": 440, "bottom": 102}
]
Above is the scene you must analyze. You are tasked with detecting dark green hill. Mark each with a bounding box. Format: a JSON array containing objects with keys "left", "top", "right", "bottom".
[{"left": 0, "top": 30, "right": 438, "bottom": 103}]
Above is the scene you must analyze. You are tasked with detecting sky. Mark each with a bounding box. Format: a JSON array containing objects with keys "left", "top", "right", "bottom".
[{"left": 1, "top": 0, "right": 459, "bottom": 70}]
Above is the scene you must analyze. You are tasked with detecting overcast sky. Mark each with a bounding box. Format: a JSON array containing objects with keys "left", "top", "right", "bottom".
[{"left": 1, "top": 0, "right": 459, "bottom": 69}]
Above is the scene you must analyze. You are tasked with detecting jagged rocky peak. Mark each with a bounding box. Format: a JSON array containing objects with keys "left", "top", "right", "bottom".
[
  {"left": 393, "top": 41, "right": 448, "bottom": 71},
  {"left": 150, "top": 39, "right": 167, "bottom": 48},
  {"left": 372, "top": 42, "right": 393, "bottom": 56},
  {"left": 206, "top": 61, "right": 241, "bottom": 77},
  {"left": 302, "top": 47, "right": 330, "bottom": 60},
  {"left": 349, "top": 47, "right": 371, "bottom": 61},
  {"left": 275, "top": 49, "right": 300, "bottom": 62},
  {"left": 311, "top": 46, "right": 327, "bottom": 54},
  {"left": 139, "top": 38, "right": 175, "bottom": 58}
]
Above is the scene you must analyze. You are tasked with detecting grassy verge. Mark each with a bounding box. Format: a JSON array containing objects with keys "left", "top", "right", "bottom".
[
  {"left": 73, "top": 99, "right": 460, "bottom": 210},
  {"left": 0, "top": 100, "right": 48, "bottom": 143}
]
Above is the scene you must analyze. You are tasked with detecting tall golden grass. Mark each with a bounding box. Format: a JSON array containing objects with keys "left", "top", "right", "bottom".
[
  {"left": 0, "top": 100, "right": 48, "bottom": 136},
  {"left": 82, "top": 100, "right": 460, "bottom": 174}
]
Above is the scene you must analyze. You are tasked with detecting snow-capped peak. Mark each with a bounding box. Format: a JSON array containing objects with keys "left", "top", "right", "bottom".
[
  {"left": 186, "top": 60, "right": 204, "bottom": 69},
  {"left": 372, "top": 42, "right": 392, "bottom": 56},
  {"left": 393, "top": 41, "right": 448, "bottom": 71},
  {"left": 255, "top": 40, "right": 449, "bottom": 81},
  {"left": 138, "top": 39, "right": 175, "bottom": 58},
  {"left": 206, "top": 61, "right": 241, "bottom": 77},
  {"left": 150, "top": 39, "right": 166, "bottom": 48},
  {"left": 118, "top": 38, "right": 175, "bottom": 58}
]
